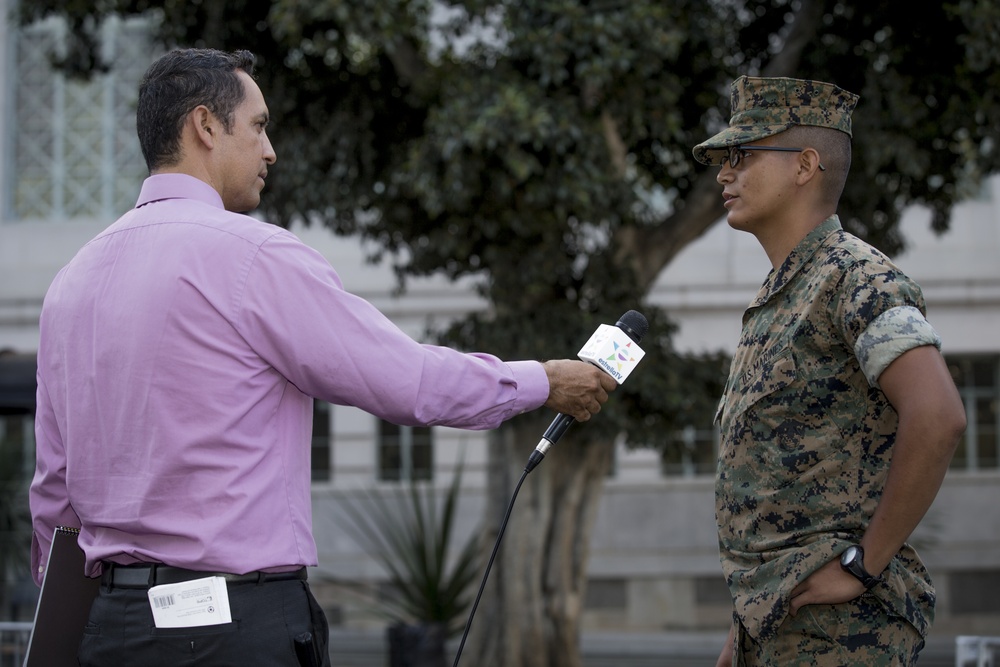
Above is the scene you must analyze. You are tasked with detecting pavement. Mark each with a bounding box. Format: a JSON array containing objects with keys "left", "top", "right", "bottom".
[
  {"left": 0, "top": 622, "right": 978, "bottom": 666},
  {"left": 328, "top": 628, "right": 967, "bottom": 666}
]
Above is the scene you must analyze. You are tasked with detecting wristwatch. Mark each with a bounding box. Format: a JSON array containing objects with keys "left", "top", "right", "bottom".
[{"left": 840, "top": 544, "right": 879, "bottom": 589}]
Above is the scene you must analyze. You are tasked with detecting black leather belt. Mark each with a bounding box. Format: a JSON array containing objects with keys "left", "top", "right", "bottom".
[{"left": 102, "top": 563, "right": 307, "bottom": 589}]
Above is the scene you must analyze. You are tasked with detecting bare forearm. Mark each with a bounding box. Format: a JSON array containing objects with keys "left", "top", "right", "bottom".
[
  {"left": 861, "top": 413, "right": 961, "bottom": 574},
  {"left": 863, "top": 345, "right": 966, "bottom": 574}
]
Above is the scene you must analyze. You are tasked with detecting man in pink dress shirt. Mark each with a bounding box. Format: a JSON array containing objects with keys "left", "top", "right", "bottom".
[{"left": 30, "top": 48, "right": 616, "bottom": 666}]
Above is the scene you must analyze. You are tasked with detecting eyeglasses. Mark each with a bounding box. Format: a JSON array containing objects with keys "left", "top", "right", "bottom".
[{"left": 727, "top": 145, "right": 826, "bottom": 171}]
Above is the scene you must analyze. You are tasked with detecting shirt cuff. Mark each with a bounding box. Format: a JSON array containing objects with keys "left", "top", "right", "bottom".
[
  {"left": 505, "top": 360, "right": 550, "bottom": 415},
  {"left": 855, "top": 305, "right": 942, "bottom": 389}
]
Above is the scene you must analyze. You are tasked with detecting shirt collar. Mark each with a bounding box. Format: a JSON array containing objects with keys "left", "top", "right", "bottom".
[
  {"left": 135, "top": 173, "right": 225, "bottom": 210},
  {"left": 749, "top": 215, "right": 843, "bottom": 309}
]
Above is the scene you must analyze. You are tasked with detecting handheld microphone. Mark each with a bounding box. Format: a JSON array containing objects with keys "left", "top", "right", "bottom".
[{"left": 524, "top": 310, "right": 648, "bottom": 473}]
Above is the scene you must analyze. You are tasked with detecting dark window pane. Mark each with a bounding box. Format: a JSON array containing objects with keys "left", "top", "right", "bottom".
[
  {"left": 411, "top": 441, "right": 432, "bottom": 481},
  {"left": 976, "top": 398, "right": 999, "bottom": 469},
  {"left": 949, "top": 570, "right": 1000, "bottom": 614},
  {"left": 585, "top": 578, "right": 627, "bottom": 610},
  {"left": 379, "top": 442, "right": 402, "bottom": 481},
  {"left": 311, "top": 401, "right": 332, "bottom": 482},
  {"left": 971, "top": 359, "right": 997, "bottom": 388}
]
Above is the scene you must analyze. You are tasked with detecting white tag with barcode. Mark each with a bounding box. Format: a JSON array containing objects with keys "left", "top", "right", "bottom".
[{"left": 147, "top": 576, "right": 232, "bottom": 628}]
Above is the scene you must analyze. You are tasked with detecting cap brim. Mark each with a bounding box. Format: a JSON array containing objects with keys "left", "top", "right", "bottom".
[{"left": 692, "top": 123, "right": 793, "bottom": 165}]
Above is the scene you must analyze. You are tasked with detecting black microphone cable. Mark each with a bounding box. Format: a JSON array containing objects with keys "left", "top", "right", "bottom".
[
  {"left": 450, "top": 310, "right": 648, "bottom": 667},
  {"left": 450, "top": 463, "right": 530, "bottom": 667}
]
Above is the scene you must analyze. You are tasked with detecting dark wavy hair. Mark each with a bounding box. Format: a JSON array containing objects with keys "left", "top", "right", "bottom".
[{"left": 136, "top": 48, "right": 256, "bottom": 172}]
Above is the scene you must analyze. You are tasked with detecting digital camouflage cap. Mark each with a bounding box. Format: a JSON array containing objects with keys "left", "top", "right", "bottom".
[{"left": 693, "top": 76, "right": 860, "bottom": 166}]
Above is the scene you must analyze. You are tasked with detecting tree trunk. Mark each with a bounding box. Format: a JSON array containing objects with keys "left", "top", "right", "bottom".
[{"left": 465, "top": 416, "right": 614, "bottom": 667}]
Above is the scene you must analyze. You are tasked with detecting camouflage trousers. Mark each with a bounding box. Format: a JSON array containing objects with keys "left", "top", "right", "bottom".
[{"left": 733, "top": 594, "right": 924, "bottom": 666}]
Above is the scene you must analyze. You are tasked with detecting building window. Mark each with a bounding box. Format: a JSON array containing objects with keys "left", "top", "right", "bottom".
[
  {"left": 377, "top": 421, "right": 433, "bottom": 482},
  {"left": 584, "top": 578, "right": 627, "bottom": 610},
  {"left": 694, "top": 575, "right": 733, "bottom": 605},
  {"left": 6, "top": 13, "right": 159, "bottom": 221},
  {"left": 948, "top": 569, "right": 1000, "bottom": 614},
  {"left": 311, "top": 401, "right": 332, "bottom": 483},
  {"left": 947, "top": 355, "right": 1000, "bottom": 470},
  {"left": 661, "top": 424, "right": 719, "bottom": 477}
]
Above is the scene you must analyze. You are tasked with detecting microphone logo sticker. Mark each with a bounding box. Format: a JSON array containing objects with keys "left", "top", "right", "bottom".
[{"left": 607, "top": 341, "right": 638, "bottom": 371}]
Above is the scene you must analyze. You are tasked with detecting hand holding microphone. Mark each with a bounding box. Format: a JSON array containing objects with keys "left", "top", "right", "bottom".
[
  {"left": 527, "top": 310, "right": 648, "bottom": 472},
  {"left": 541, "top": 359, "right": 618, "bottom": 422}
]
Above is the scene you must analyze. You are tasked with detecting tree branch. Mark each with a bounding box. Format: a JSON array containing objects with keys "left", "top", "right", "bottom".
[
  {"left": 762, "top": 0, "right": 826, "bottom": 77},
  {"left": 614, "top": 171, "right": 727, "bottom": 290},
  {"left": 602, "top": 110, "right": 628, "bottom": 178},
  {"left": 384, "top": 36, "right": 427, "bottom": 89}
]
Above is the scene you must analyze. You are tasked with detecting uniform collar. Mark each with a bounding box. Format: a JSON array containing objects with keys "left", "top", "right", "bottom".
[{"left": 748, "top": 215, "right": 842, "bottom": 310}]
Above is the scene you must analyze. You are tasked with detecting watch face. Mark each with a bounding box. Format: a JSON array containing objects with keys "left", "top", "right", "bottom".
[{"left": 842, "top": 546, "right": 859, "bottom": 564}]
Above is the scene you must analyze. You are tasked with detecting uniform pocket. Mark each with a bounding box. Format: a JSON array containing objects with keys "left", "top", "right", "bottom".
[{"left": 720, "top": 347, "right": 796, "bottom": 427}]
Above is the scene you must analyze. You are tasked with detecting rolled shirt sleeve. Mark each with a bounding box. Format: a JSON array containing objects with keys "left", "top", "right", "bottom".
[{"left": 854, "top": 305, "right": 942, "bottom": 389}]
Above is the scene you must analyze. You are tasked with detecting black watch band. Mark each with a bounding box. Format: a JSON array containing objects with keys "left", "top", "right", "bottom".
[{"left": 840, "top": 545, "right": 878, "bottom": 589}]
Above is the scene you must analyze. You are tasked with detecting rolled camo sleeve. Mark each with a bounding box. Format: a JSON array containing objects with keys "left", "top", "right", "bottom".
[{"left": 854, "top": 305, "right": 942, "bottom": 388}]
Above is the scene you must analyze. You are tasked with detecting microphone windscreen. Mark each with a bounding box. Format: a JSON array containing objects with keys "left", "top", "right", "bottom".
[{"left": 616, "top": 310, "right": 649, "bottom": 343}]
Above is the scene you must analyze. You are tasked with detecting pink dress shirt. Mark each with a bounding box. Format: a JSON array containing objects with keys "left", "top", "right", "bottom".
[{"left": 30, "top": 173, "right": 548, "bottom": 584}]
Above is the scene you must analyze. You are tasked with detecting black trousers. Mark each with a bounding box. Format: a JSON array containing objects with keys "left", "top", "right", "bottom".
[{"left": 78, "top": 577, "right": 331, "bottom": 666}]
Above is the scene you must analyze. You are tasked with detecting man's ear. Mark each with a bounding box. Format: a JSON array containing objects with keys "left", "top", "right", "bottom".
[
  {"left": 796, "top": 147, "right": 824, "bottom": 182},
  {"left": 189, "top": 105, "right": 217, "bottom": 150}
]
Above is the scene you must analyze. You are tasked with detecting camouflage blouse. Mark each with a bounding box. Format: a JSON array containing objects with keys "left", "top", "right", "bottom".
[{"left": 716, "top": 215, "right": 941, "bottom": 640}]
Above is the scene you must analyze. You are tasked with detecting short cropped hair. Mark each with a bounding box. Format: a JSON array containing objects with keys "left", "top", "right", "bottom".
[
  {"left": 773, "top": 125, "right": 852, "bottom": 204},
  {"left": 136, "top": 48, "right": 256, "bottom": 172}
]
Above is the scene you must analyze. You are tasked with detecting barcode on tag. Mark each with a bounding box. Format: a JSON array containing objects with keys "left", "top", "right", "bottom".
[
  {"left": 148, "top": 576, "right": 231, "bottom": 628},
  {"left": 152, "top": 594, "right": 175, "bottom": 609}
]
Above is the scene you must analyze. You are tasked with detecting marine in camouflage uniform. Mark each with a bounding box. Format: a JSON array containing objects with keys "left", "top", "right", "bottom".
[
  {"left": 717, "top": 216, "right": 936, "bottom": 665},
  {"left": 692, "top": 77, "right": 967, "bottom": 666}
]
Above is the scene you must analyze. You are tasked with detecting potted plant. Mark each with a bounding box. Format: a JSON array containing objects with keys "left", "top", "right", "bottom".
[{"left": 337, "top": 460, "right": 481, "bottom": 667}]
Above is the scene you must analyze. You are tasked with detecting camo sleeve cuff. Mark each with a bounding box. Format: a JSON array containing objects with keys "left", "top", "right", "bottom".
[{"left": 855, "top": 305, "right": 942, "bottom": 389}]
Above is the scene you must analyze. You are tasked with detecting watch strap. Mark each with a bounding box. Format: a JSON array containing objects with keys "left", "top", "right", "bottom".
[{"left": 841, "top": 545, "right": 879, "bottom": 589}]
